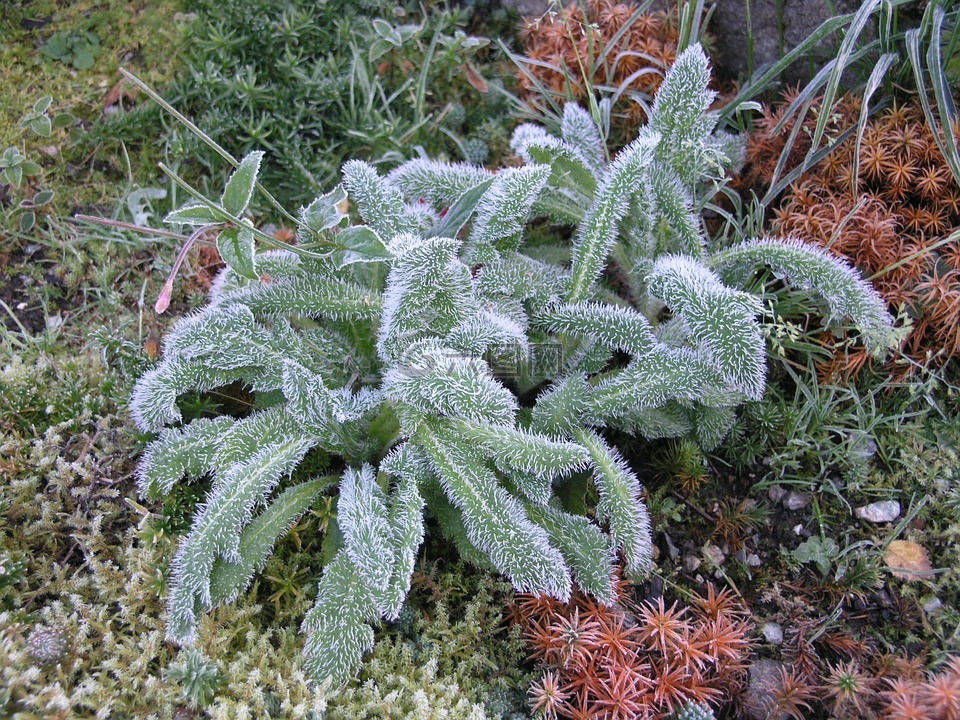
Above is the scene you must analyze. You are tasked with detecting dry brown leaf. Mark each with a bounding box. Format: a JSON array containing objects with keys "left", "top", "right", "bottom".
[
  {"left": 143, "top": 330, "right": 161, "bottom": 361},
  {"left": 463, "top": 62, "right": 488, "bottom": 93},
  {"left": 102, "top": 80, "right": 138, "bottom": 109},
  {"left": 884, "top": 540, "right": 935, "bottom": 581}
]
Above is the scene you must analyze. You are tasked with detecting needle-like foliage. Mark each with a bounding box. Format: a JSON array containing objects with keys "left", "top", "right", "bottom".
[{"left": 131, "top": 43, "right": 893, "bottom": 687}]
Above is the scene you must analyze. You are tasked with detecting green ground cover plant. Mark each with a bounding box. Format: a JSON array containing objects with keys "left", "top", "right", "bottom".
[
  {"left": 127, "top": 42, "right": 892, "bottom": 688},
  {"left": 2, "top": 0, "right": 960, "bottom": 717},
  {"left": 95, "top": 0, "right": 515, "bottom": 209}
]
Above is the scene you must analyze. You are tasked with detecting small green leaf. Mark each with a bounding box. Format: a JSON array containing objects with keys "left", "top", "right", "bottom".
[
  {"left": 72, "top": 49, "right": 95, "bottom": 70},
  {"left": 221, "top": 150, "right": 264, "bottom": 217},
  {"left": 424, "top": 176, "right": 494, "bottom": 239},
  {"left": 53, "top": 113, "right": 77, "bottom": 129},
  {"left": 372, "top": 18, "right": 402, "bottom": 46},
  {"left": 29, "top": 116, "right": 52, "bottom": 138},
  {"left": 368, "top": 38, "right": 394, "bottom": 62},
  {"left": 33, "top": 96, "right": 53, "bottom": 114},
  {"left": 217, "top": 226, "right": 258, "bottom": 280},
  {"left": 19, "top": 161, "right": 42, "bottom": 176},
  {"left": 0, "top": 147, "right": 20, "bottom": 168},
  {"left": 164, "top": 202, "right": 221, "bottom": 226},
  {"left": 330, "top": 226, "right": 389, "bottom": 268},
  {"left": 301, "top": 184, "right": 348, "bottom": 233},
  {"left": 793, "top": 536, "right": 839, "bottom": 577},
  {"left": 33, "top": 189, "right": 55, "bottom": 206},
  {"left": 41, "top": 35, "right": 70, "bottom": 61},
  {"left": 19, "top": 211, "right": 36, "bottom": 233},
  {"left": 4, "top": 165, "right": 23, "bottom": 189},
  {"left": 320, "top": 513, "right": 343, "bottom": 567}
]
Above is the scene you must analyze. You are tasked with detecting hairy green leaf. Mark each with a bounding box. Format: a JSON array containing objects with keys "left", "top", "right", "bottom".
[
  {"left": 418, "top": 420, "right": 572, "bottom": 600},
  {"left": 217, "top": 226, "right": 258, "bottom": 280},
  {"left": 221, "top": 150, "right": 264, "bottom": 216},
  {"left": 208, "top": 475, "right": 337, "bottom": 605},
  {"left": 574, "top": 429, "right": 653, "bottom": 581}
]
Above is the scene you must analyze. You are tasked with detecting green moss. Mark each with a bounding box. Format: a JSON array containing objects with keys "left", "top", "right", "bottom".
[
  {"left": 0, "top": 0, "right": 186, "bottom": 212},
  {"left": 0, "top": 352, "right": 118, "bottom": 436},
  {"left": 0, "top": 384, "right": 530, "bottom": 717}
]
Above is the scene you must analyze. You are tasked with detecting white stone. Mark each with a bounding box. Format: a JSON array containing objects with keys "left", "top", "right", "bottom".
[
  {"left": 761, "top": 622, "right": 784, "bottom": 645},
  {"left": 784, "top": 491, "right": 811, "bottom": 511},
  {"left": 767, "top": 484, "right": 787, "bottom": 504},
  {"left": 854, "top": 500, "right": 901, "bottom": 524}
]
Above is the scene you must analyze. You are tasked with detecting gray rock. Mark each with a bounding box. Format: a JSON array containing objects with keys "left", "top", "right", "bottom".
[
  {"left": 761, "top": 622, "right": 784, "bottom": 645},
  {"left": 741, "top": 657, "right": 789, "bottom": 720},
  {"left": 684, "top": 554, "right": 703, "bottom": 573},
  {"left": 923, "top": 596, "right": 943, "bottom": 614},
  {"left": 855, "top": 500, "right": 901, "bottom": 524},
  {"left": 708, "top": 0, "right": 869, "bottom": 85},
  {"left": 497, "top": 0, "right": 551, "bottom": 16},
  {"left": 784, "top": 491, "right": 811, "bottom": 511},
  {"left": 664, "top": 532, "right": 681, "bottom": 560},
  {"left": 733, "top": 549, "right": 762, "bottom": 567},
  {"left": 703, "top": 543, "right": 726, "bottom": 568},
  {"left": 767, "top": 484, "right": 787, "bottom": 504}
]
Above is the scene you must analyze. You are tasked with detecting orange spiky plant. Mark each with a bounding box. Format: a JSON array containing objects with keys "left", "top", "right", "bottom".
[
  {"left": 767, "top": 638, "right": 960, "bottom": 719},
  {"left": 740, "top": 95, "right": 960, "bottom": 379},
  {"left": 515, "top": 0, "right": 698, "bottom": 147},
  {"left": 769, "top": 665, "right": 818, "bottom": 720},
  {"left": 516, "top": 578, "right": 753, "bottom": 719}
]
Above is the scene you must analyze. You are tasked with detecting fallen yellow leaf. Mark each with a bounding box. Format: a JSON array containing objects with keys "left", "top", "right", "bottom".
[{"left": 884, "top": 540, "right": 935, "bottom": 581}]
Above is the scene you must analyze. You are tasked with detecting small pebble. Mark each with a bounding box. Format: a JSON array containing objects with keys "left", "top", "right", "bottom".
[
  {"left": 703, "top": 543, "right": 725, "bottom": 568},
  {"left": 767, "top": 484, "right": 787, "bottom": 504},
  {"left": 854, "top": 500, "right": 901, "bottom": 524},
  {"left": 663, "top": 532, "right": 680, "bottom": 560},
  {"left": 683, "top": 555, "right": 701, "bottom": 573},
  {"left": 761, "top": 622, "right": 784, "bottom": 645},
  {"left": 784, "top": 491, "right": 811, "bottom": 511},
  {"left": 923, "top": 596, "right": 943, "bottom": 613}
]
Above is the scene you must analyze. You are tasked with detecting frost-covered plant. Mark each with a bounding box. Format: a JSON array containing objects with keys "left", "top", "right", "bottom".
[
  {"left": 130, "top": 44, "right": 894, "bottom": 686},
  {"left": 165, "top": 648, "right": 226, "bottom": 707},
  {"left": 24, "top": 626, "right": 69, "bottom": 666},
  {"left": 672, "top": 702, "right": 716, "bottom": 720}
]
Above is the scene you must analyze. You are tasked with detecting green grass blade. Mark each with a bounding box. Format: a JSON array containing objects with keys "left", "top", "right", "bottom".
[
  {"left": 719, "top": 13, "right": 857, "bottom": 124},
  {"left": 806, "top": 0, "right": 883, "bottom": 159},
  {"left": 850, "top": 53, "right": 898, "bottom": 195},
  {"left": 927, "top": 6, "right": 960, "bottom": 184},
  {"left": 118, "top": 68, "right": 301, "bottom": 229}
]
